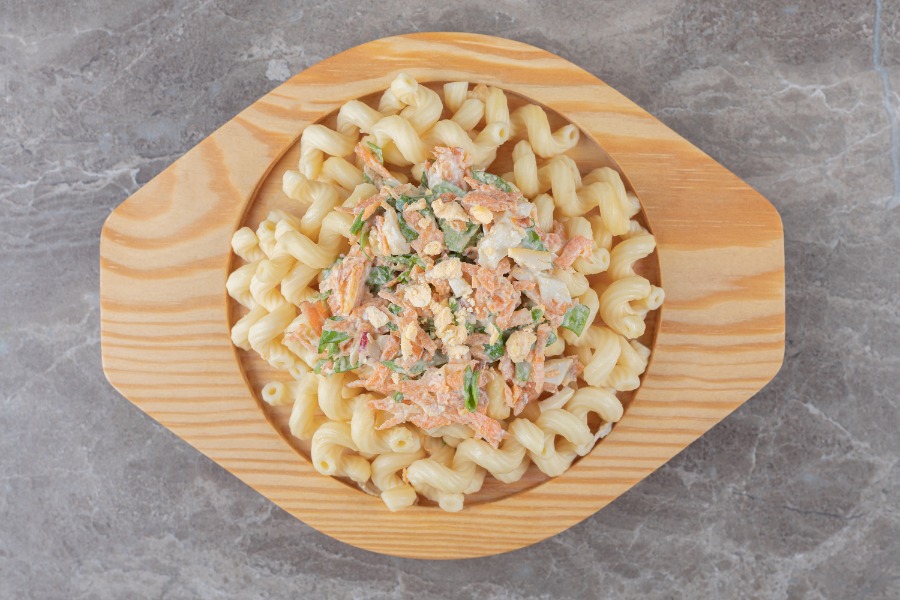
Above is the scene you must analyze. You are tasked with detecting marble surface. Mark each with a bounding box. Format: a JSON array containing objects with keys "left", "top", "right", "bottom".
[{"left": 2, "top": 0, "right": 899, "bottom": 598}]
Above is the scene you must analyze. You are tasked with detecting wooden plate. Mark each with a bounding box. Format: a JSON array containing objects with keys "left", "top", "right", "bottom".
[{"left": 99, "top": 32, "right": 785, "bottom": 559}]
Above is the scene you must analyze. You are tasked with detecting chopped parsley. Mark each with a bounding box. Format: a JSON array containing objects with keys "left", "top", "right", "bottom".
[
  {"left": 561, "top": 304, "right": 590, "bottom": 336},
  {"left": 366, "top": 141, "right": 384, "bottom": 164},
  {"left": 463, "top": 365, "right": 479, "bottom": 412},
  {"left": 514, "top": 361, "right": 532, "bottom": 384},
  {"left": 531, "top": 307, "right": 544, "bottom": 322},
  {"left": 439, "top": 220, "right": 481, "bottom": 253},
  {"left": 521, "top": 228, "right": 547, "bottom": 251},
  {"left": 388, "top": 304, "right": 403, "bottom": 315},
  {"left": 471, "top": 170, "right": 513, "bottom": 192},
  {"left": 483, "top": 340, "right": 505, "bottom": 362},
  {"left": 381, "top": 360, "right": 405, "bottom": 374},
  {"left": 349, "top": 213, "right": 365, "bottom": 235},
  {"left": 366, "top": 265, "right": 393, "bottom": 291},
  {"left": 332, "top": 355, "right": 359, "bottom": 373},
  {"left": 359, "top": 227, "right": 372, "bottom": 260},
  {"left": 392, "top": 391, "right": 403, "bottom": 403},
  {"left": 430, "top": 181, "right": 466, "bottom": 196},
  {"left": 397, "top": 212, "right": 419, "bottom": 242},
  {"left": 317, "top": 329, "right": 350, "bottom": 354}
]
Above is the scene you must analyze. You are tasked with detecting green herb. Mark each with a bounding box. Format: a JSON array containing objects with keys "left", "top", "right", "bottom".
[
  {"left": 365, "top": 141, "right": 384, "bottom": 164},
  {"left": 389, "top": 254, "right": 426, "bottom": 284},
  {"left": 309, "top": 291, "right": 332, "bottom": 302},
  {"left": 473, "top": 324, "right": 486, "bottom": 334},
  {"left": 327, "top": 315, "right": 344, "bottom": 321},
  {"left": 362, "top": 171, "right": 374, "bottom": 185},
  {"left": 366, "top": 266, "right": 393, "bottom": 291},
  {"left": 561, "top": 303, "right": 590, "bottom": 336},
  {"left": 419, "top": 170, "right": 429, "bottom": 188},
  {"left": 349, "top": 213, "right": 365, "bottom": 235},
  {"left": 381, "top": 360, "right": 405, "bottom": 374},
  {"left": 383, "top": 354, "right": 448, "bottom": 378},
  {"left": 431, "top": 181, "right": 466, "bottom": 196},
  {"left": 322, "top": 256, "right": 342, "bottom": 281},
  {"left": 397, "top": 212, "right": 419, "bottom": 242},
  {"left": 463, "top": 365, "right": 479, "bottom": 412},
  {"left": 546, "top": 332, "right": 558, "bottom": 347},
  {"left": 471, "top": 170, "right": 513, "bottom": 192},
  {"left": 418, "top": 318, "right": 435, "bottom": 338},
  {"left": 388, "top": 304, "right": 403, "bottom": 315},
  {"left": 531, "top": 307, "right": 544, "bottom": 322},
  {"left": 483, "top": 340, "right": 505, "bottom": 362},
  {"left": 359, "top": 228, "right": 372, "bottom": 260},
  {"left": 386, "top": 322, "right": 398, "bottom": 331},
  {"left": 449, "top": 297, "right": 459, "bottom": 313},
  {"left": 440, "top": 220, "right": 481, "bottom": 253},
  {"left": 332, "top": 355, "right": 359, "bottom": 373},
  {"left": 390, "top": 194, "right": 424, "bottom": 213},
  {"left": 313, "top": 358, "right": 328, "bottom": 374},
  {"left": 514, "top": 361, "right": 532, "bottom": 383},
  {"left": 465, "top": 321, "right": 475, "bottom": 334},
  {"left": 393, "top": 391, "right": 403, "bottom": 403},
  {"left": 521, "top": 228, "right": 547, "bottom": 251},
  {"left": 388, "top": 254, "right": 426, "bottom": 268},
  {"left": 318, "top": 329, "right": 350, "bottom": 354},
  {"left": 408, "top": 361, "right": 429, "bottom": 376}
]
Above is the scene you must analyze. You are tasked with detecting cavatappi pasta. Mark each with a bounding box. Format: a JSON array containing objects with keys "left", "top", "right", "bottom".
[{"left": 228, "top": 74, "right": 664, "bottom": 512}]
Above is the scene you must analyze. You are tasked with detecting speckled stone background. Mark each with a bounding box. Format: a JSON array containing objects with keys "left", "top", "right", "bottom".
[{"left": 2, "top": 0, "right": 899, "bottom": 598}]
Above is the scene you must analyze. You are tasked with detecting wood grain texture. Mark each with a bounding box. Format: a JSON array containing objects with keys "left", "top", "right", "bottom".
[{"left": 100, "top": 32, "right": 785, "bottom": 559}]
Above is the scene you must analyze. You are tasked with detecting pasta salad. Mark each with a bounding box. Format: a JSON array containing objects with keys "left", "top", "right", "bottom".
[{"left": 227, "top": 74, "right": 664, "bottom": 512}]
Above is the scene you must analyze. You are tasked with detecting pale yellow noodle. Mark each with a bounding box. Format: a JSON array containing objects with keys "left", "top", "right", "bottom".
[
  {"left": 511, "top": 104, "right": 579, "bottom": 158},
  {"left": 298, "top": 124, "right": 357, "bottom": 179},
  {"left": 392, "top": 73, "right": 443, "bottom": 134},
  {"left": 226, "top": 261, "right": 259, "bottom": 309},
  {"left": 599, "top": 275, "right": 651, "bottom": 339},
  {"left": 512, "top": 140, "right": 540, "bottom": 198},
  {"left": 231, "top": 304, "right": 266, "bottom": 351},
  {"left": 231, "top": 227, "right": 266, "bottom": 262},
  {"left": 442, "top": 81, "right": 470, "bottom": 113},
  {"left": 260, "top": 381, "right": 291, "bottom": 407},
  {"left": 249, "top": 254, "right": 293, "bottom": 311},
  {"left": 336, "top": 99, "right": 384, "bottom": 136},
  {"left": 289, "top": 372, "right": 321, "bottom": 441},
  {"left": 450, "top": 97, "right": 485, "bottom": 131},
  {"left": 370, "top": 115, "right": 429, "bottom": 164},
  {"left": 371, "top": 450, "right": 426, "bottom": 511},
  {"left": 534, "top": 193, "right": 555, "bottom": 232},
  {"left": 319, "top": 156, "right": 364, "bottom": 192}
]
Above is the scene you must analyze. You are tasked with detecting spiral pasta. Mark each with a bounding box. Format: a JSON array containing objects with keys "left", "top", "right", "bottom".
[
  {"left": 226, "top": 261, "right": 259, "bottom": 309},
  {"left": 511, "top": 104, "right": 580, "bottom": 158},
  {"left": 310, "top": 421, "right": 371, "bottom": 484},
  {"left": 298, "top": 124, "right": 357, "bottom": 180},
  {"left": 231, "top": 227, "right": 267, "bottom": 262},
  {"left": 289, "top": 372, "right": 321, "bottom": 441},
  {"left": 371, "top": 450, "right": 426, "bottom": 511}
]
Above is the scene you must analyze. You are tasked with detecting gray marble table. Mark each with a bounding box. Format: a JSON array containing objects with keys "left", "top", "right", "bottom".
[{"left": 2, "top": 1, "right": 898, "bottom": 598}]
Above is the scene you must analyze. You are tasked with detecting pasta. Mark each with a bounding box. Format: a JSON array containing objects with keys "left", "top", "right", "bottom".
[{"left": 226, "top": 73, "right": 663, "bottom": 511}]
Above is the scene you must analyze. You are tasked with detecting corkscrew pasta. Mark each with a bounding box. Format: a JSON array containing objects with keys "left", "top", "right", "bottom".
[{"left": 227, "top": 74, "right": 664, "bottom": 511}]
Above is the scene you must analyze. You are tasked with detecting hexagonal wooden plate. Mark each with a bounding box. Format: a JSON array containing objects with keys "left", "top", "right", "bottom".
[{"left": 99, "top": 32, "right": 784, "bottom": 559}]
